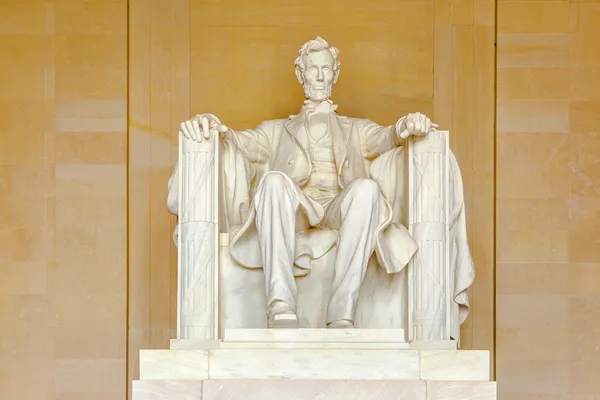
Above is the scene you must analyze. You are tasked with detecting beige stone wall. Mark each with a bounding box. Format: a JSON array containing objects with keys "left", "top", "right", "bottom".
[
  {"left": 0, "top": 1, "right": 495, "bottom": 398},
  {"left": 0, "top": 0, "right": 127, "bottom": 399},
  {"left": 127, "top": 1, "right": 189, "bottom": 398},
  {"left": 496, "top": 0, "right": 600, "bottom": 397},
  {"left": 10, "top": 0, "right": 600, "bottom": 398}
]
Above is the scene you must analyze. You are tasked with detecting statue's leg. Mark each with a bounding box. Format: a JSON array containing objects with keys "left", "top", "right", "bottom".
[
  {"left": 253, "top": 172, "right": 301, "bottom": 328},
  {"left": 321, "top": 178, "right": 381, "bottom": 327}
]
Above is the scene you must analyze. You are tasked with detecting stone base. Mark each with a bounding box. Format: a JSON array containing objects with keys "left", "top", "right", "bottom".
[
  {"left": 135, "top": 330, "right": 494, "bottom": 399},
  {"left": 140, "top": 348, "right": 489, "bottom": 381},
  {"left": 132, "top": 380, "right": 497, "bottom": 399},
  {"left": 171, "top": 328, "right": 418, "bottom": 350},
  {"left": 141, "top": 329, "right": 487, "bottom": 381}
]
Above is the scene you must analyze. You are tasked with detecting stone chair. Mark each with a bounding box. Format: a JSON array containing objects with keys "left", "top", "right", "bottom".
[{"left": 171, "top": 129, "right": 468, "bottom": 345}]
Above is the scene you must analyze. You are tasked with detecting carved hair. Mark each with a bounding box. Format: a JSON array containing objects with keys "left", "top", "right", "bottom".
[{"left": 294, "top": 36, "right": 340, "bottom": 77}]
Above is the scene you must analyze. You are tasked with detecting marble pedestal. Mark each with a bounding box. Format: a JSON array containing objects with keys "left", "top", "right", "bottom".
[{"left": 133, "top": 329, "right": 496, "bottom": 399}]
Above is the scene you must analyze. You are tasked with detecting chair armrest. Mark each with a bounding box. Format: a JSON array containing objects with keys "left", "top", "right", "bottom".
[
  {"left": 177, "top": 134, "right": 220, "bottom": 225},
  {"left": 407, "top": 130, "right": 451, "bottom": 342},
  {"left": 176, "top": 133, "right": 220, "bottom": 340}
]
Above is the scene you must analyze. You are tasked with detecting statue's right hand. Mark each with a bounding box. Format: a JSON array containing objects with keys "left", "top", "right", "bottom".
[{"left": 180, "top": 114, "right": 229, "bottom": 142}]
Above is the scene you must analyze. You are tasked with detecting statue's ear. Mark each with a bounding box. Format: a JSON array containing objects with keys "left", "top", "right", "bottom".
[{"left": 295, "top": 67, "right": 304, "bottom": 85}]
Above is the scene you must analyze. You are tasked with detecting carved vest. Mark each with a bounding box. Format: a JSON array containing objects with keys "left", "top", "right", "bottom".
[
  {"left": 301, "top": 116, "right": 340, "bottom": 204},
  {"left": 269, "top": 112, "right": 368, "bottom": 190}
]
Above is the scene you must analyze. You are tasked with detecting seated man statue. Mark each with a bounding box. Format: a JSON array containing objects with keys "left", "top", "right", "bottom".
[{"left": 169, "top": 36, "right": 473, "bottom": 332}]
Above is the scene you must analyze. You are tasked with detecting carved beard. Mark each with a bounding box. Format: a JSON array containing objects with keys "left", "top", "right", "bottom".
[{"left": 303, "top": 83, "right": 332, "bottom": 101}]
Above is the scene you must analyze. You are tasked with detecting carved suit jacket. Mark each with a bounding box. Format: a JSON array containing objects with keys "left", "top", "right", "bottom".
[
  {"left": 225, "top": 110, "right": 420, "bottom": 277},
  {"left": 226, "top": 110, "right": 404, "bottom": 190}
]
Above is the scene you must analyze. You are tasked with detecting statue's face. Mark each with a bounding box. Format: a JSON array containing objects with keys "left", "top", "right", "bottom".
[{"left": 300, "top": 50, "right": 336, "bottom": 101}]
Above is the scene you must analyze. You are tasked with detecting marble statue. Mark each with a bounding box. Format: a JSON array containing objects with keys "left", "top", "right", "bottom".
[{"left": 167, "top": 37, "right": 475, "bottom": 342}]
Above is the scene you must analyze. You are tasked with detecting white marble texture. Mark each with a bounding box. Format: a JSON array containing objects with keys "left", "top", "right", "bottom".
[
  {"left": 174, "top": 132, "right": 220, "bottom": 340},
  {"left": 420, "top": 350, "right": 490, "bottom": 381},
  {"left": 203, "top": 380, "right": 427, "bottom": 400},
  {"left": 208, "top": 348, "right": 420, "bottom": 380},
  {"left": 220, "top": 341, "right": 409, "bottom": 349},
  {"left": 223, "top": 328, "right": 406, "bottom": 343},
  {"left": 139, "top": 348, "right": 490, "bottom": 381},
  {"left": 407, "top": 131, "right": 451, "bottom": 341},
  {"left": 410, "top": 340, "right": 458, "bottom": 350},
  {"left": 140, "top": 350, "right": 209, "bottom": 380},
  {"left": 220, "top": 247, "right": 408, "bottom": 332},
  {"left": 132, "top": 380, "right": 203, "bottom": 400},
  {"left": 219, "top": 245, "right": 266, "bottom": 332},
  {"left": 170, "top": 338, "right": 409, "bottom": 350},
  {"left": 170, "top": 333, "right": 466, "bottom": 351},
  {"left": 170, "top": 339, "right": 221, "bottom": 350},
  {"left": 426, "top": 381, "right": 497, "bottom": 400},
  {"left": 132, "top": 380, "right": 497, "bottom": 400}
]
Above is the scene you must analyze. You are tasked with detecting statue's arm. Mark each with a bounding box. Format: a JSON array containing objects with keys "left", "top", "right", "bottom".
[
  {"left": 355, "top": 112, "right": 438, "bottom": 160},
  {"left": 354, "top": 118, "right": 406, "bottom": 161},
  {"left": 166, "top": 120, "right": 272, "bottom": 217},
  {"left": 222, "top": 121, "right": 272, "bottom": 165},
  {"left": 177, "top": 114, "right": 273, "bottom": 165}
]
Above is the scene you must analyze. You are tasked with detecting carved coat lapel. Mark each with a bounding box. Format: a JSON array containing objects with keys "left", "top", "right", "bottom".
[
  {"left": 283, "top": 111, "right": 309, "bottom": 151},
  {"left": 274, "top": 110, "right": 367, "bottom": 188},
  {"left": 268, "top": 113, "right": 311, "bottom": 186},
  {"left": 329, "top": 113, "right": 369, "bottom": 187}
]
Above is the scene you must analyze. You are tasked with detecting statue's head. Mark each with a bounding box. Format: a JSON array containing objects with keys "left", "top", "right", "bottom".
[{"left": 294, "top": 37, "right": 340, "bottom": 102}]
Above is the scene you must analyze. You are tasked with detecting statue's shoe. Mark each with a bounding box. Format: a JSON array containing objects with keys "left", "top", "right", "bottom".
[
  {"left": 268, "top": 312, "right": 299, "bottom": 329},
  {"left": 326, "top": 319, "right": 355, "bottom": 329},
  {"left": 267, "top": 300, "right": 298, "bottom": 329}
]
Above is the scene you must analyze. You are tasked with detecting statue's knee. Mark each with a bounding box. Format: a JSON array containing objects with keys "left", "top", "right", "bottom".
[
  {"left": 263, "top": 172, "right": 289, "bottom": 187},
  {"left": 349, "top": 178, "right": 380, "bottom": 199},
  {"left": 258, "top": 172, "right": 291, "bottom": 197}
]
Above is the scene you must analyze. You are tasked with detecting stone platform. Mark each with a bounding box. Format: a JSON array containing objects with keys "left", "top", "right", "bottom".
[
  {"left": 133, "top": 380, "right": 497, "bottom": 399},
  {"left": 133, "top": 329, "right": 496, "bottom": 399}
]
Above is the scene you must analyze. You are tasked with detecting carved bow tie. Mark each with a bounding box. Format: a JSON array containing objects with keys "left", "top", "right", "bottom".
[{"left": 302, "top": 99, "right": 339, "bottom": 116}]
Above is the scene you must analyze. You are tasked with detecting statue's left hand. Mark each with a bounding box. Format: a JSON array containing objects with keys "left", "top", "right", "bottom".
[{"left": 397, "top": 112, "right": 438, "bottom": 139}]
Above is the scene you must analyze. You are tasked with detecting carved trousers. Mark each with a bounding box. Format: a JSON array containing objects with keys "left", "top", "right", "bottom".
[{"left": 253, "top": 171, "right": 382, "bottom": 324}]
